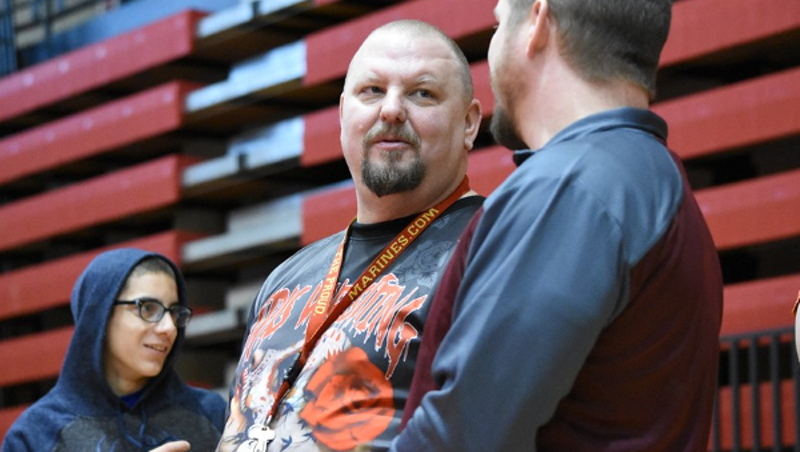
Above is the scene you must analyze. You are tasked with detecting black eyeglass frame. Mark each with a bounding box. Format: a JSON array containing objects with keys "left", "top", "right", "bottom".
[{"left": 114, "top": 297, "right": 193, "bottom": 328}]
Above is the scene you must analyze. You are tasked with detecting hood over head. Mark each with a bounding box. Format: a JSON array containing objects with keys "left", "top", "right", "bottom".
[{"left": 57, "top": 248, "right": 188, "bottom": 416}]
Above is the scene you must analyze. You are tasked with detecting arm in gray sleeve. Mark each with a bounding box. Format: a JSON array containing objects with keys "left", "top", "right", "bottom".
[{"left": 393, "top": 174, "right": 628, "bottom": 452}]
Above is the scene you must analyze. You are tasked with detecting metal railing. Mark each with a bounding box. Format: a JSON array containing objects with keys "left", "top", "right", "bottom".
[{"left": 710, "top": 327, "right": 800, "bottom": 452}]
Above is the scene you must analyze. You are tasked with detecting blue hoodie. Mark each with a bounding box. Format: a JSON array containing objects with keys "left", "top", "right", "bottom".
[{"left": 2, "top": 248, "right": 226, "bottom": 452}]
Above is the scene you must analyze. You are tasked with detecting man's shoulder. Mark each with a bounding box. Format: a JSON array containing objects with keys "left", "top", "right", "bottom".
[
  {"left": 253, "top": 230, "right": 345, "bottom": 303},
  {"left": 437, "top": 195, "right": 483, "bottom": 223},
  {"left": 273, "top": 230, "right": 345, "bottom": 271}
]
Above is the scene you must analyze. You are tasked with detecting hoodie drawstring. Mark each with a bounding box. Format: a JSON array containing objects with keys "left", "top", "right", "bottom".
[{"left": 115, "top": 404, "right": 179, "bottom": 451}]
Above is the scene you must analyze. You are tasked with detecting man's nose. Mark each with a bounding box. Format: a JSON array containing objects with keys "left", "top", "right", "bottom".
[{"left": 380, "top": 91, "right": 407, "bottom": 123}]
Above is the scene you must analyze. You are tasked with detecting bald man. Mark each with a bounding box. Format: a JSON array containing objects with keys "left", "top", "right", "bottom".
[{"left": 201, "top": 20, "right": 483, "bottom": 452}]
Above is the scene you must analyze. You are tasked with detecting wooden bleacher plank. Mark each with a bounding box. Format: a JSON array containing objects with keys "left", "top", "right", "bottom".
[
  {"left": 181, "top": 195, "right": 303, "bottom": 270},
  {"left": 185, "top": 309, "right": 244, "bottom": 344},
  {"left": 195, "top": 0, "right": 280, "bottom": 42},
  {"left": 304, "top": 0, "right": 495, "bottom": 86},
  {"left": 181, "top": 154, "right": 244, "bottom": 196},
  {"left": 721, "top": 274, "right": 800, "bottom": 336},
  {"left": 654, "top": 67, "right": 800, "bottom": 160},
  {"left": 301, "top": 107, "right": 341, "bottom": 167},
  {"left": 195, "top": 0, "right": 314, "bottom": 43},
  {"left": 0, "top": 11, "right": 204, "bottom": 124},
  {"left": 0, "top": 154, "right": 197, "bottom": 253},
  {"left": 0, "top": 327, "right": 73, "bottom": 387},
  {"left": 241, "top": 117, "right": 304, "bottom": 171},
  {"left": 696, "top": 168, "right": 800, "bottom": 251},
  {"left": 182, "top": 116, "right": 304, "bottom": 195},
  {"left": 665, "top": 0, "right": 800, "bottom": 67},
  {"left": 183, "top": 40, "right": 306, "bottom": 116},
  {"left": 713, "top": 379, "right": 797, "bottom": 450},
  {"left": 0, "top": 231, "right": 204, "bottom": 322},
  {"left": 300, "top": 182, "right": 355, "bottom": 246},
  {"left": 0, "top": 81, "right": 198, "bottom": 187}
]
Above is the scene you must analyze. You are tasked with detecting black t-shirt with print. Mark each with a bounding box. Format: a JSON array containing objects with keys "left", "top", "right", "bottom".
[{"left": 221, "top": 196, "right": 482, "bottom": 452}]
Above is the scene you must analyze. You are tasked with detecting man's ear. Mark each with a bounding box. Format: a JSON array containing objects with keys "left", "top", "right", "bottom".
[
  {"left": 339, "top": 93, "right": 346, "bottom": 123},
  {"left": 463, "top": 99, "right": 482, "bottom": 151},
  {"left": 526, "top": 0, "right": 550, "bottom": 56},
  {"left": 339, "top": 93, "right": 346, "bottom": 142}
]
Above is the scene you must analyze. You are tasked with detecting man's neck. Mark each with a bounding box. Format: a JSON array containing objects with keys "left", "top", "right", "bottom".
[
  {"left": 521, "top": 62, "right": 649, "bottom": 150},
  {"left": 355, "top": 178, "right": 469, "bottom": 224}
]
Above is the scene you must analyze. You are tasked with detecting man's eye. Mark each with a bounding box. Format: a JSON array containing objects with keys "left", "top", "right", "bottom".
[
  {"left": 362, "top": 86, "right": 383, "bottom": 95},
  {"left": 413, "top": 90, "right": 433, "bottom": 99}
]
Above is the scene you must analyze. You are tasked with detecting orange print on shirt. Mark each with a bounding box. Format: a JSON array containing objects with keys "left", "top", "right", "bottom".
[{"left": 299, "top": 347, "right": 394, "bottom": 451}]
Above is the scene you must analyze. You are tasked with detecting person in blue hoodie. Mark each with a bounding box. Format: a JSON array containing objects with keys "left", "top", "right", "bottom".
[{"left": 1, "top": 248, "right": 226, "bottom": 451}]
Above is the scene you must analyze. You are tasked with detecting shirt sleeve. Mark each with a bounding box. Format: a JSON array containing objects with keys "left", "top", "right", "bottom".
[{"left": 393, "top": 172, "right": 629, "bottom": 451}]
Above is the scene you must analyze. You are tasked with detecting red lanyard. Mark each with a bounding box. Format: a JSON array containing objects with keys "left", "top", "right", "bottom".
[{"left": 265, "top": 176, "right": 471, "bottom": 424}]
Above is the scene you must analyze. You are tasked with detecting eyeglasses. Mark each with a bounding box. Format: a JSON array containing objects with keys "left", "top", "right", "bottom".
[{"left": 114, "top": 297, "right": 193, "bottom": 328}]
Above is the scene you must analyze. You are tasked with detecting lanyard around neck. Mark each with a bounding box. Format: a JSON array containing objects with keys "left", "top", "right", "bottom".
[{"left": 265, "top": 176, "right": 471, "bottom": 424}]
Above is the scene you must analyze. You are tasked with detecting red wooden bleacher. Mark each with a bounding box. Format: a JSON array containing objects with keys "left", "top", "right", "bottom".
[
  {"left": 662, "top": 0, "right": 800, "bottom": 67},
  {"left": 0, "top": 81, "right": 198, "bottom": 186},
  {"left": 697, "top": 169, "right": 800, "bottom": 251},
  {"left": 0, "top": 154, "right": 196, "bottom": 253},
  {"left": 0, "top": 11, "right": 204, "bottom": 123},
  {"left": 0, "top": 328, "right": 73, "bottom": 388},
  {"left": 655, "top": 68, "right": 800, "bottom": 160},
  {"left": 722, "top": 274, "right": 800, "bottom": 337},
  {"left": 0, "top": 230, "right": 203, "bottom": 321}
]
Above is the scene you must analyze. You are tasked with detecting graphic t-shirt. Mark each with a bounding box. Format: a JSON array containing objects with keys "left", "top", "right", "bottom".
[{"left": 219, "top": 197, "right": 482, "bottom": 452}]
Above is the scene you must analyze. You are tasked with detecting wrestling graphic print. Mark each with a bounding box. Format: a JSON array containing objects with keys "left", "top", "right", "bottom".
[{"left": 219, "top": 270, "right": 435, "bottom": 452}]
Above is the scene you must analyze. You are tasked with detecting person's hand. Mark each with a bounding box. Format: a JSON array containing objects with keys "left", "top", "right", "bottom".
[{"left": 150, "top": 440, "right": 191, "bottom": 452}]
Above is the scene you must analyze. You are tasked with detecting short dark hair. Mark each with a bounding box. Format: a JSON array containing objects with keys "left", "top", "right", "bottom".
[
  {"left": 122, "top": 256, "right": 177, "bottom": 292},
  {"left": 507, "top": 0, "right": 672, "bottom": 99}
]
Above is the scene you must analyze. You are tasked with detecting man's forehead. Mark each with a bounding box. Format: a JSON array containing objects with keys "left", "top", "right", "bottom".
[
  {"left": 351, "top": 40, "right": 456, "bottom": 75},
  {"left": 355, "top": 68, "right": 444, "bottom": 85},
  {"left": 360, "top": 28, "right": 453, "bottom": 59}
]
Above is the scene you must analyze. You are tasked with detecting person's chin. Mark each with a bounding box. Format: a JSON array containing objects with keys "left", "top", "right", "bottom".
[
  {"left": 490, "top": 111, "right": 527, "bottom": 150},
  {"left": 141, "top": 365, "right": 165, "bottom": 378}
]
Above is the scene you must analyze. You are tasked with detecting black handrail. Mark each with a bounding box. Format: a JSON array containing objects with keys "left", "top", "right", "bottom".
[{"left": 712, "top": 327, "right": 799, "bottom": 452}]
